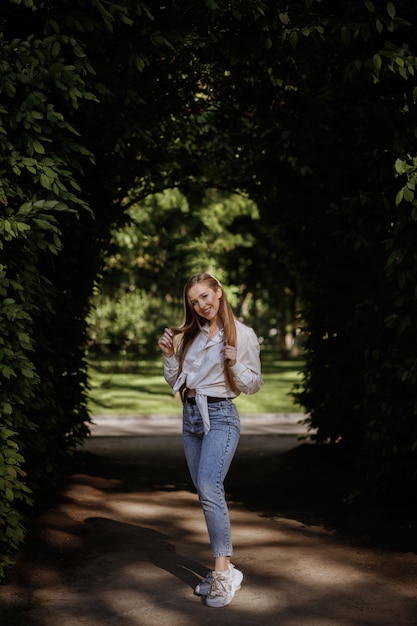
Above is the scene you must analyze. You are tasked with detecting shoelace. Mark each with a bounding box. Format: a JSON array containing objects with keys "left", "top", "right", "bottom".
[{"left": 209, "top": 573, "right": 231, "bottom": 598}]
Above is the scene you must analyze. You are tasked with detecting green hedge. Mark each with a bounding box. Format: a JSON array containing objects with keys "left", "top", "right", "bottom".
[{"left": 0, "top": 0, "right": 96, "bottom": 577}]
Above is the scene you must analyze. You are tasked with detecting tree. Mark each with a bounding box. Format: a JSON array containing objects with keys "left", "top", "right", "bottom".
[
  {"left": 87, "top": 187, "right": 263, "bottom": 357},
  {"left": 0, "top": 0, "right": 221, "bottom": 575},
  {"left": 2, "top": 0, "right": 417, "bottom": 578},
  {"left": 197, "top": 0, "right": 417, "bottom": 531},
  {"left": 0, "top": 0, "right": 271, "bottom": 575}
]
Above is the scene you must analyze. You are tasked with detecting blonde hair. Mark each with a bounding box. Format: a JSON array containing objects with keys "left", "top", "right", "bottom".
[{"left": 172, "top": 273, "right": 238, "bottom": 394}]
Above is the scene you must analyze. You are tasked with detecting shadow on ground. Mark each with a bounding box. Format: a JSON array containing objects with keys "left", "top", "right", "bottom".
[
  {"left": 1, "top": 435, "right": 417, "bottom": 626},
  {"left": 72, "top": 435, "right": 417, "bottom": 551}
]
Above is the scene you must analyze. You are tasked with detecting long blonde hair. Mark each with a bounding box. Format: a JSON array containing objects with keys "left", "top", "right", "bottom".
[{"left": 172, "top": 273, "right": 238, "bottom": 394}]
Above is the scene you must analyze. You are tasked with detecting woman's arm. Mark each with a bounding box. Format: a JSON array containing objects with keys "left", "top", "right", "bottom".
[
  {"left": 158, "top": 327, "right": 179, "bottom": 388},
  {"left": 163, "top": 354, "right": 180, "bottom": 388},
  {"left": 231, "top": 326, "right": 263, "bottom": 395}
]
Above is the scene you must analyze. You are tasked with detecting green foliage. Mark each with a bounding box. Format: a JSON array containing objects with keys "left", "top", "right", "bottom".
[
  {"left": 87, "top": 185, "right": 300, "bottom": 358},
  {"left": 0, "top": 425, "right": 32, "bottom": 579},
  {"left": 153, "top": 0, "right": 417, "bottom": 529},
  {"left": 0, "top": 228, "right": 40, "bottom": 575},
  {"left": 87, "top": 187, "right": 275, "bottom": 358},
  {"left": 2, "top": 0, "right": 417, "bottom": 580},
  {"left": 0, "top": 0, "right": 104, "bottom": 577},
  {"left": 0, "top": 0, "right": 212, "bottom": 579},
  {"left": 0, "top": 197, "right": 88, "bottom": 574},
  {"left": 241, "top": 0, "right": 417, "bottom": 525},
  {"left": 88, "top": 291, "right": 175, "bottom": 358}
]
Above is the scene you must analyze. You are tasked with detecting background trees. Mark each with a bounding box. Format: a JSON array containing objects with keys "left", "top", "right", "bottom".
[
  {"left": 1, "top": 0, "right": 417, "bottom": 576},
  {"left": 188, "top": 0, "right": 417, "bottom": 532},
  {"left": 86, "top": 187, "right": 274, "bottom": 357}
]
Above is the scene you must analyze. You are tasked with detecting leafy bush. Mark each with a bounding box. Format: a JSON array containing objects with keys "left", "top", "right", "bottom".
[
  {"left": 87, "top": 291, "right": 179, "bottom": 358},
  {"left": 0, "top": 0, "right": 96, "bottom": 577}
]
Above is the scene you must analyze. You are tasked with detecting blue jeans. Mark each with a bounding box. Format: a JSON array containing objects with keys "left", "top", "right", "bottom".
[{"left": 182, "top": 399, "right": 240, "bottom": 558}]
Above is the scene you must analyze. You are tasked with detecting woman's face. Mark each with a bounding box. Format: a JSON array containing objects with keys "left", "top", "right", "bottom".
[{"left": 187, "top": 281, "right": 222, "bottom": 324}]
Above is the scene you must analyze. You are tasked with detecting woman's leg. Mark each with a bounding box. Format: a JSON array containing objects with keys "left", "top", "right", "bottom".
[
  {"left": 182, "top": 402, "right": 205, "bottom": 491},
  {"left": 183, "top": 401, "right": 243, "bottom": 606},
  {"left": 183, "top": 400, "right": 240, "bottom": 558}
]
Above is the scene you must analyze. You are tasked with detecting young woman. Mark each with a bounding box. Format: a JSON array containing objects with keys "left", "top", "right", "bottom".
[{"left": 158, "top": 273, "right": 263, "bottom": 608}]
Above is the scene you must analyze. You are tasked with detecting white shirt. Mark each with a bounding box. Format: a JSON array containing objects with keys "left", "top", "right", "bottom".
[{"left": 163, "top": 319, "right": 263, "bottom": 433}]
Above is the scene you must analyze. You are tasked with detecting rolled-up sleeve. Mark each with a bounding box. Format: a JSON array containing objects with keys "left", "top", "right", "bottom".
[
  {"left": 231, "top": 326, "right": 263, "bottom": 395},
  {"left": 163, "top": 355, "right": 179, "bottom": 388}
]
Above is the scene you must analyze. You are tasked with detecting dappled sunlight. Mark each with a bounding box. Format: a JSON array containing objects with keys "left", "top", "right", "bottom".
[{"left": 1, "top": 436, "right": 417, "bottom": 625}]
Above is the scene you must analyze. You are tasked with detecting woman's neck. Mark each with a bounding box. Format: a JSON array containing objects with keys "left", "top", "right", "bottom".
[{"left": 207, "top": 318, "right": 223, "bottom": 338}]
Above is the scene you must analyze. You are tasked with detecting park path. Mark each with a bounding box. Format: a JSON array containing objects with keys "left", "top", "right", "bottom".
[{"left": 0, "top": 413, "right": 416, "bottom": 625}]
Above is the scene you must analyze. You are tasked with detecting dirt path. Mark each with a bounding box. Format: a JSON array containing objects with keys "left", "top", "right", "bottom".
[{"left": 0, "top": 416, "right": 416, "bottom": 625}]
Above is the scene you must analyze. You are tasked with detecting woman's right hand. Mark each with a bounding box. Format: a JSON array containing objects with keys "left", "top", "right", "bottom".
[{"left": 158, "top": 328, "right": 174, "bottom": 357}]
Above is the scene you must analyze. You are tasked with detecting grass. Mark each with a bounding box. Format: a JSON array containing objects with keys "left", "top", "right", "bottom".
[{"left": 87, "top": 351, "right": 305, "bottom": 416}]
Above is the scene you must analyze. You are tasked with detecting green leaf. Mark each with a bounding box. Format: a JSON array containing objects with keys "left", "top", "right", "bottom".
[
  {"left": 394, "top": 158, "right": 407, "bottom": 175},
  {"left": 403, "top": 185, "right": 414, "bottom": 202},
  {"left": 398, "top": 65, "right": 408, "bottom": 79},
  {"left": 40, "top": 173, "right": 53, "bottom": 189},
  {"left": 341, "top": 26, "right": 351, "bottom": 45},
  {"left": 21, "top": 368, "right": 36, "bottom": 378},
  {"left": 48, "top": 19, "right": 60, "bottom": 33},
  {"left": 52, "top": 40, "right": 61, "bottom": 57},
  {"left": 387, "top": 2, "right": 396, "bottom": 19},
  {"left": 395, "top": 188, "right": 404, "bottom": 205},
  {"left": 33, "top": 139, "right": 45, "bottom": 154},
  {"left": 21, "top": 157, "right": 37, "bottom": 166},
  {"left": 373, "top": 53, "right": 382, "bottom": 72},
  {"left": 279, "top": 12, "right": 290, "bottom": 26},
  {"left": 289, "top": 30, "right": 299, "bottom": 48}
]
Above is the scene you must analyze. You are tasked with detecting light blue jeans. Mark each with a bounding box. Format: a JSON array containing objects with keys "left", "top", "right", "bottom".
[{"left": 182, "top": 399, "right": 240, "bottom": 558}]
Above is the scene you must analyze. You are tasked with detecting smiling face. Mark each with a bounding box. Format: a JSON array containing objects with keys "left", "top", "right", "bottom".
[{"left": 187, "top": 281, "right": 223, "bottom": 325}]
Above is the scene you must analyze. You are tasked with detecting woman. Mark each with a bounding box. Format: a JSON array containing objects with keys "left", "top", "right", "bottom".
[{"left": 158, "top": 273, "right": 263, "bottom": 608}]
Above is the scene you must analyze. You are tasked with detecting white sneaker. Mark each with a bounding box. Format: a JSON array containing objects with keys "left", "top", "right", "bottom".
[
  {"left": 205, "top": 563, "right": 243, "bottom": 607},
  {"left": 194, "top": 571, "right": 214, "bottom": 596}
]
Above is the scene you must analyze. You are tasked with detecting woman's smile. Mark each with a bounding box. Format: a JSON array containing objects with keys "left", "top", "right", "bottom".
[{"left": 188, "top": 282, "right": 223, "bottom": 323}]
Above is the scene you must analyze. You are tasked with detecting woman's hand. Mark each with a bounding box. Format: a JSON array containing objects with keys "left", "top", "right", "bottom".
[
  {"left": 158, "top": 328, "right": 174, "bottom": 357},
  {"left": 223, "top": 343, "right": 237, "bottom": 367}
]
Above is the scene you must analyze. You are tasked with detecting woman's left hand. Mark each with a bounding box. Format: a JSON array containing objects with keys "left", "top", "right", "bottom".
[{"left": 223, "top": 343, "right": 237, "bottom": 367}]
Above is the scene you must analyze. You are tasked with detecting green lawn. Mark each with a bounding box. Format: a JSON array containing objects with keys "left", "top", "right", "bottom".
[{"left": 87, "top": 351, "right": 305, "bottom": 415}]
